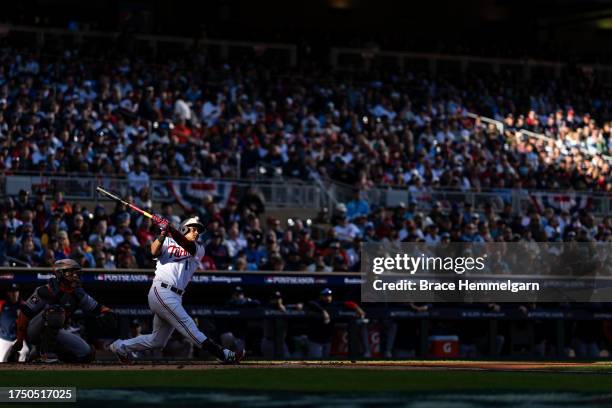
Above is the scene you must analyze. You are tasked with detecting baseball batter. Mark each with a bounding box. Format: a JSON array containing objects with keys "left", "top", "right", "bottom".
[{"left": 109, "top": 217, "right": 243, "bottom": 364}]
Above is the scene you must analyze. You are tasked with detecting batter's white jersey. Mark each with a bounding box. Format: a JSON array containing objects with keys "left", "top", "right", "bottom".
[{"left": 154, "top": 237, "right": 205, "bottom": 291}]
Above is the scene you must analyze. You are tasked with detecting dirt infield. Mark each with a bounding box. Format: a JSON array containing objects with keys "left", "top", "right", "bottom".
[{"left": 0, "top": 360, "right": 609, "bottom": 372}]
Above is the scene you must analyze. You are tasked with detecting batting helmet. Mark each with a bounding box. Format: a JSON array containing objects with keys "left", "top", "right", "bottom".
[
  {"left": 53, "top": 259, "right": 82, "bottom": 285},
  {"left": 180, "top": 217, "right": 205, "bottom": 234}
]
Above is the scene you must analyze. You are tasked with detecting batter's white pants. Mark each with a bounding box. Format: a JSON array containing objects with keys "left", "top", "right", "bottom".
[
  {"left": 118, "top": 281, "right": 207, "bottom": 353},
  {"left": 0, "top": 338, "right": 29, "bottom": 362}
]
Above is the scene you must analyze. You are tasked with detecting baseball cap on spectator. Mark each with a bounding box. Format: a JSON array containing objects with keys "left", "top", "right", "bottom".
[
  {"left": 320, "top": 288, "right": 332, "bottom": 296},
  {"left": 272, "top": 291, "right": 282, "bottom": 299},
  {"left": 7, "top": 283, "right": 19, "bottom": 292},
  {"left": 335, "top": 203, "right": 347, "bottom": 213},
  {"left": 233, "top": 286, "right": 244, "bottom": 294}
]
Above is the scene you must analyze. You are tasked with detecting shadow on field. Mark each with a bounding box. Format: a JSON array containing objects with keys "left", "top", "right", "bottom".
[{"left": 75, "top": 389, "right": 612, "bottom": 408}]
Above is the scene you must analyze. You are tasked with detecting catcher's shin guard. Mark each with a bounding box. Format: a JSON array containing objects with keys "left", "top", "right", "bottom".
[{"left": 60, "top": 347, "right": 95, "bottom": 363}]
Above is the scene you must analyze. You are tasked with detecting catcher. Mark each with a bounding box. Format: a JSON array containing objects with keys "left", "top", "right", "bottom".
[{"left": 6, "top": 259, "right": 115, "bottom": 363}]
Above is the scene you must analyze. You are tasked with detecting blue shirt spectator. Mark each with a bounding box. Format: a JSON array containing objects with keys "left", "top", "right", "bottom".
[{"left": 346, "top": 191, "right": 371, "bottom": 221}]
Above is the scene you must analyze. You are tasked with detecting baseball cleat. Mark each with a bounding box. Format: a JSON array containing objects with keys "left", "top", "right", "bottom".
[
  {"left": 223, "top": 348, "right": 245, "bottom": 364},
  {"left": 35, "top": 353, "right": 59, "bottom": 364},
  {"left": 108, "top": 340, "right": 133, "bottom": 364}
]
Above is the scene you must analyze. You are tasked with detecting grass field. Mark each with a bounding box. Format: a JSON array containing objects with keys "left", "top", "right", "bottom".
[{"left": 1, "top": 360, "right": 612, "bottom": 393}]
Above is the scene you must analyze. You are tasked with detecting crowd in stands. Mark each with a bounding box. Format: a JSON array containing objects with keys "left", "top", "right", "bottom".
[
  {"left": 0, "top": 44, "right": 609, "bottom": 194},
  {"left": 0, "top": 184, "right": 610, "bottom": 271}
]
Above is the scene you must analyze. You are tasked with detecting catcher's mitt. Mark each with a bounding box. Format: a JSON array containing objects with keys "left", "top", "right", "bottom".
[{"left": 94, "top": 311, "right": 118, "bottom": 332}]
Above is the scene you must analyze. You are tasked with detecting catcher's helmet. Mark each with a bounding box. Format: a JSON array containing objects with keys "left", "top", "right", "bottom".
[
  {"left": 180, "top": 217, "right": 205, "bottom": 234},
  {"left": 53, "top": 259, "right": 82, "bottom": 285}
]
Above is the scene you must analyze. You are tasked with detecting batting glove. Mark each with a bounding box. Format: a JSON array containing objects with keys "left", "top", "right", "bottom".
[{"left": 152, "top": 215, "right": 169, "bottom": 232}]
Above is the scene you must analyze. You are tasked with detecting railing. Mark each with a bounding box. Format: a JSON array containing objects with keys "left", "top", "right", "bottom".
[
  {"left": 330, "top": 46, "right": 565, "bottom": 76},
  {"left": 467, "top": 113, "right": 612, "bottom": 163},
  {"left": 1, "top": 175, "right": 325, "bottom": 210},
  {"left": 2, "top": 24, "right": 298, "bottom": 66},
  {"left": 6, "top": 23, "right": 612, "bottom": 79},
  {"left": 2, "top": 173, "right": 609, "bottom": 216},
  {"left": 329, "top": 46, "right": 612, "bottom": 82},
  {"left": 326, "top": 179, "right": 610, "bottom": 217}
]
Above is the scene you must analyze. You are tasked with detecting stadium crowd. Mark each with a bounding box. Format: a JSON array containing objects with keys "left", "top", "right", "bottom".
[{"left": 0, "top": 46, "right": 608, "bottom": 193}]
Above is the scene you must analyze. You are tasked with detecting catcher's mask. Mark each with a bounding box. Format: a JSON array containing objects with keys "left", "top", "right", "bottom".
[
  {"left": 53, "top": 259, "right": 82, "bottom": 288},
  {"left": 180, "top": 217, "right": 205, "bottom": 235}
]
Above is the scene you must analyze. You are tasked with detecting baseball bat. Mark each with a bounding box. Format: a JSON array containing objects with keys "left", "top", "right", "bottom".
[{"left": 96, "top": 186, "right": 165, "bottom": 225}]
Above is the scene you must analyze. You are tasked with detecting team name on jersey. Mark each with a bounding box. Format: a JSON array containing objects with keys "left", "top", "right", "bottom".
[{"left": 168, "top": 244, "right": 190, "bottom": 258}]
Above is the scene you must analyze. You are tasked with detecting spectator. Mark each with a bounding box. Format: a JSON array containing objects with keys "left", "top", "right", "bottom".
[
  {"left": 238, "top": 187, "right": 265, "bottom": 216},
  {"left": 115, "top": 241, "right": 138, "bottom": 269},
  {"left": 136, "top": 218, "right": 155, "bottom": 247},
  {"left": 333, "top": 210, "right": 361, "bottom": 243},
  {"left": 225, "top": 222, "right": 247, "bottom": 257},
  {"left": 205, "top": 231, "right": 231, "bottom": 270},
  {"left": 127, "top": 162, "right": 150, "bottom": 194},
  {"left": 346, "top": 190, "right": 371, "bottom": 221},
  {"left": 88, "top": 220, "right": 115, "bottom": 249}
]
